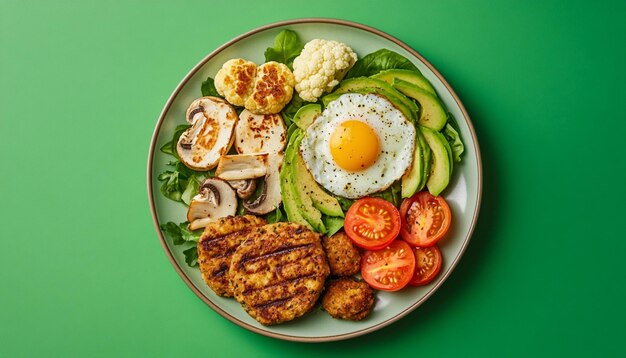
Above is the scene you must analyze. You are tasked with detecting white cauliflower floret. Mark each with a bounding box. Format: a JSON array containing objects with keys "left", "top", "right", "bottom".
[{"left": 293, "top": 39, "right": 358, "bottom": 102}]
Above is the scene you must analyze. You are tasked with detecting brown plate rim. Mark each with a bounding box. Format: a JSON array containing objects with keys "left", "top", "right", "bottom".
[{"left": 146, "top": 17, "right": 483, "bottom": 342}]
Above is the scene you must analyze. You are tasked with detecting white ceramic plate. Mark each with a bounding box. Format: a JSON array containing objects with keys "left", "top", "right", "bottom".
[{"left": 147, "top": 18, "right": 482, "bottom": 342}]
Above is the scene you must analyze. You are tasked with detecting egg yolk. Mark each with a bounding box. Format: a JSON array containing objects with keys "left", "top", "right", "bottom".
[{"left": 329, "top": 120, "right": 380, "bottom": 172}]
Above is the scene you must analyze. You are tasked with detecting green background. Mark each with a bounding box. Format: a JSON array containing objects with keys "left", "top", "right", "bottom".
[{"left": 1, "top": 0, "right": 625, "bottom": 356}]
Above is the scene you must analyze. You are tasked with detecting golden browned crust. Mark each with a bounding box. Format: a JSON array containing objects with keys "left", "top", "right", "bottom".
[
  {"left": 214, "top": 59, "right": 257, "bottom": 107},
  {"left": 244, "top": 62, "right": 295, "bottom": 115},
  {"left": 229, "top": 222, "right": 330, "bottom": 325},
  {"left": 197, "top": 215, "right": 267, "bottom": 297},
  {"left": 322, "top": 278, "right": 375, "bottom": 321},
  {"left": 322, "top": 231, "right": 361, "bottom": 277}
]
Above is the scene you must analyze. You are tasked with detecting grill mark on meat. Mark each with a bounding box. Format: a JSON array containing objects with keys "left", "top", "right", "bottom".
[
  {"left": 240, "top": 246, "right": 318, "bottom": 275},
  {"left": 238, "top": 242, "right": 315, "bottom": 269},
  {"left": 242, "top": 273, "right": 319, "bottom": 295},
  {"left": 251, "top": 296, "right": 294, "bottom": 309}
]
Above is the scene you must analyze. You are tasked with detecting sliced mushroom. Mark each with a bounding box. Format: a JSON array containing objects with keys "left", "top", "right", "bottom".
[
  {"left": 215, "top": 153, "right": 269, "bottom": 181},
  {"left": 187, "top": 178, "right": 237, "bottom": 230},
  {"left": 235, "top": 110, "right": 287, "bottom": 154},
  {"left": 243, "top": 152, "right": 283, "bottom": 215},
  {"left": 227, "top": 179, "right": 257, "bottom": 199},
  {"left": 177, "top": 97, "right": 238, "bottom": 171}
]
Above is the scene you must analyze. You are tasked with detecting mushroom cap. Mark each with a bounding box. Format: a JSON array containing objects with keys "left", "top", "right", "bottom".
[
  {"left": 177, "top": 97, "right": 238, "bottom": 171},
  {"left": 187, "top": 178, "right": 237, "bottom": 230}
]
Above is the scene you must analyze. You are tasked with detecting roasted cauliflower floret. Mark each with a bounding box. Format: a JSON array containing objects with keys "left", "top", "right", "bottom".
[
  {"left": 215, "top": 59, "right": 295, "bottom": 115},
  {"left": 214, "top": 58, "right": 257, "bottom": 107},
  {"left": 245, "top": 62, "right": 295, "bottom": 115},
  {"left": 293, "top": 39, "right": 358, "bottom": 102}
]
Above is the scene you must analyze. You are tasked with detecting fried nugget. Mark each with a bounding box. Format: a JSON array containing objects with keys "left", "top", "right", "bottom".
[
  {"left": 322, "top": 278, "right": 375, "bottom": 321},
  {"left": 322, "top": 231, "right": 361, "bottom": 277}
]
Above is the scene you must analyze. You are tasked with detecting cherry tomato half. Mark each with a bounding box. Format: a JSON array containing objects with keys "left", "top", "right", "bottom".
[
  {"left": 361, "top": 240, "right": 416, "bottom": 291},
  {"left": 409, "top": 246, "right": 443, "bottom": 286},
  {"left": 399, "top": 191, "right": 451, "bottom": 247},
  {"left": 345, "top": 197, "right": 401, "bottom": 250}
]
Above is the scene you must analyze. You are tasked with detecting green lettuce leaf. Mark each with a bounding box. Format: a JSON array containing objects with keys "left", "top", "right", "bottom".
[
  {"left": 264, "top": 29, "right": 304, "bottom": 70},
  {"left": 442, "top": 119, "right": 464, "bottom": 163},
  {"left": 345, "top": 49, "right": 419, "bottom": 79}
]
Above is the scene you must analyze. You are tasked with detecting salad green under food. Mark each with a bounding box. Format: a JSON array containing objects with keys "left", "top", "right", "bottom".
[{"left": 158, "top": 29, "right": 465, "bottom": 267}]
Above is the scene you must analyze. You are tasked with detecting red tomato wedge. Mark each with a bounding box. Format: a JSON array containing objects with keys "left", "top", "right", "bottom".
[
  {"left": 361, "top": 240, "right": 416, "bottom": 291},
  {"left": 400, "top": 191, "right": 451, "bottom": 247},
  {"left": 345, "top": 197, "right": 401, "bottom": 250},
  {"left": 409, "top": 246, "right": 443, "bottom": 286}
]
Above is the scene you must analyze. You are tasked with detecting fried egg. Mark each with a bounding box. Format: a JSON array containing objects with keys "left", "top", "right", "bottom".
[{"left": 299, "top": 93, "right": 415, "bottom": 199}]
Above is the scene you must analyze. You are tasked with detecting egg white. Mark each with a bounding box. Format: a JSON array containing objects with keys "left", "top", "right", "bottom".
[{"left": 299, "top": 93, "right": 415, "bottom": 199}]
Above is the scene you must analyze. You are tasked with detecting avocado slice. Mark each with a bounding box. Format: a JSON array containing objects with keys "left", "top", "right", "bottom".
[
  {"left": 292, "top": 151, "right": 343, "bottom": 217},
  {"left": 393, "top": 79, "right": 447, "bottom": 131},
  {"left": 280, "top": 130, "right": 314, "bottom": 230},
  {"left": 283, "top": 130, "right": 327, "bottom": 233},
  {"left": 293, "top": 104, "right": 321, "bottom": 130},
  {"left": 420, "top": 126, "right": 451, "bottom": 196},
  {"left": 417, "top": 126, "right": 432, "bottom": 191},
  {"left": 401, "top": 125, "right": 427, "bottom": 198},
  {"left": 372, "top": 69, "right": 436, "bottom": 95},
  {"left": 326, "top": 77, "right": 419, "bottom": 121}
]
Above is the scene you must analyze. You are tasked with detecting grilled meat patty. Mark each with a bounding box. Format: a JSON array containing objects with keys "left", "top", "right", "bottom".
[
  {"left": 197, "top": 215, "right": 267, "bottom": 297},
  {"left": 229, "top": 222, "right": 330, "bottom": 325}
]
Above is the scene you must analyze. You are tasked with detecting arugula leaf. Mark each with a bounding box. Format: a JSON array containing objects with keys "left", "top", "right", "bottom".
[
  {"left": 201, "top": 76, "right": 222, "bottom": 98},
  {"left": 160, "top": 221, "right": 201, "bottom": 245},
  {"left": 181, "top": 175, "right": 201, "bottom": 205},
  {"left": 322, "top": 216, "right": 344, "bottom": 237},
  {"left": 158, "top": 170, "right": 186, "bottom": 202},
  {"left": 183, "top": 246, "right": 199, "bottom": 267},
  {"left": 264, "top": 29, "right": 304, "bottom": 70},
  {"left": 443, "top": 122, "right": 464, "bottom": 163},
  {"left": 157, "top": 161, "right": 208, "bottom": 205},
  {"left": 345, "top": 49, "right": 419, "bottom": 79},
  {"left": 160, "top": 124, "right": 190, "bottom": 158}
]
